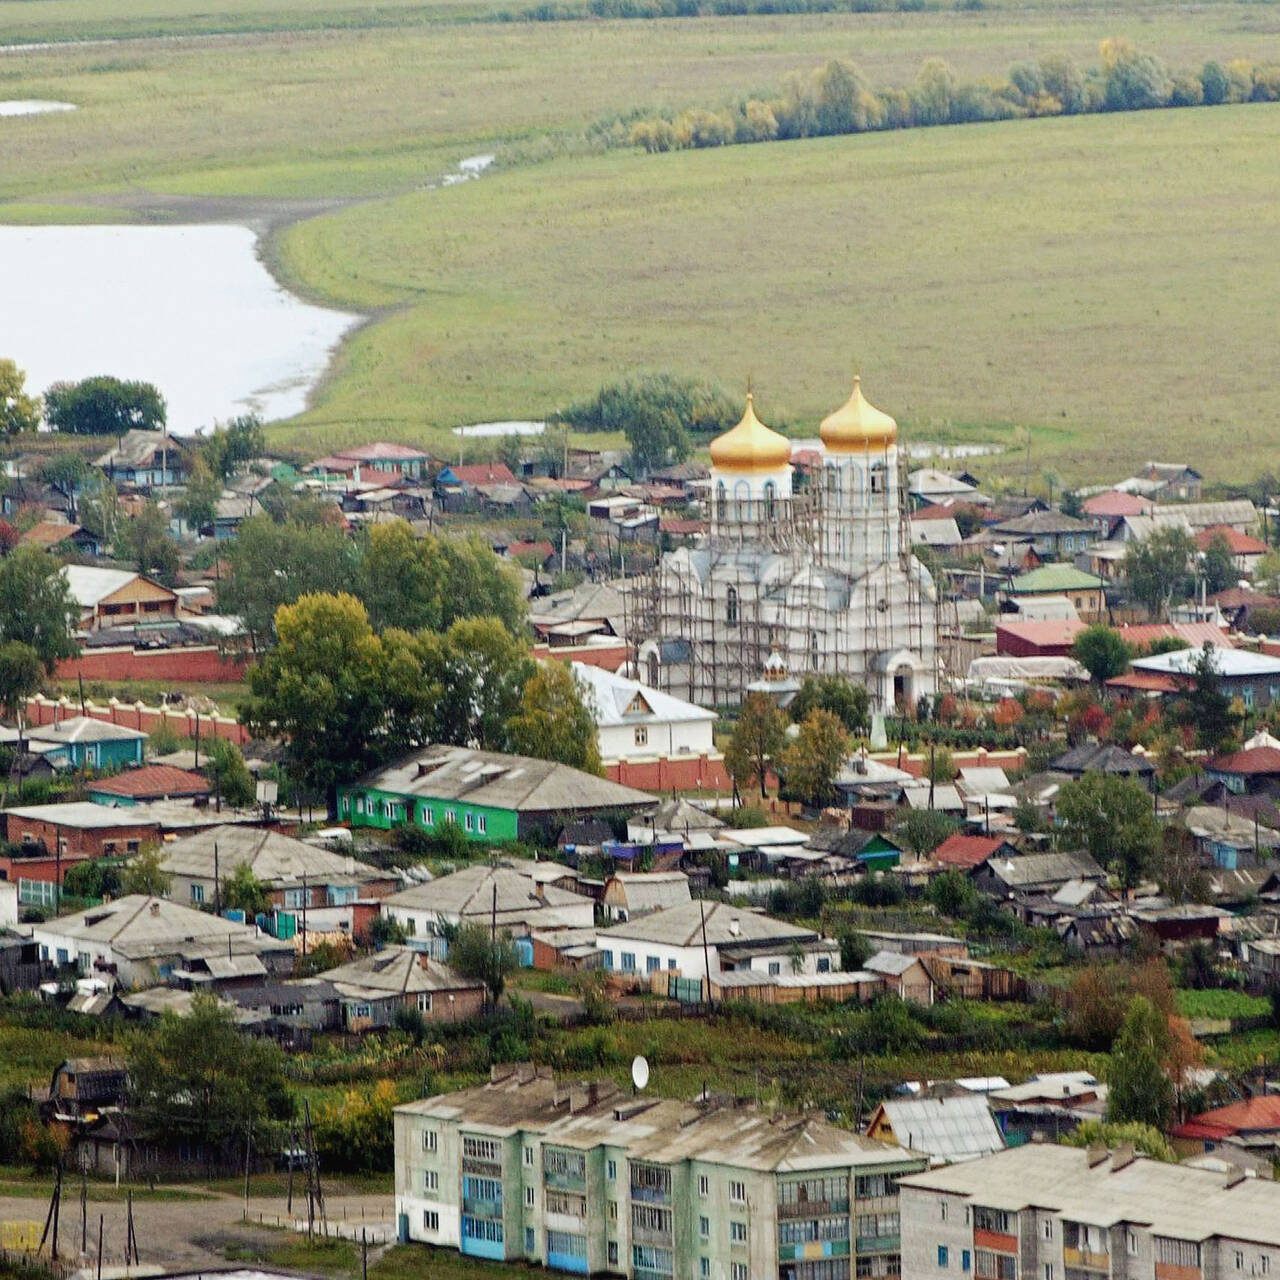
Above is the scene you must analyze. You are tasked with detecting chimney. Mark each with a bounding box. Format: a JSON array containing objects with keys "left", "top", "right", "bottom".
[
  {"left": 729, "top": 918, "right": 741, "bottom": 937},
  {"left": 534, "top": 883, "right": 545, "bottom": 902},
  {"left": 1111, "top": 1143, "right": 1136, "bottom": 1171},
  {"left": 1087, "top": 1145, "right": 1108, "bottom": 1168},
  {"left": 1224, "top": 1168, "right": 1248, "bottom": 1189},
  {"left": 149, "top": 901, "right": 161, "bottom": 916}
]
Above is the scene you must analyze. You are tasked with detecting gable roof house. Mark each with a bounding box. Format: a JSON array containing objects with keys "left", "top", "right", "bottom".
[
  {"left": 595, "top": 900, "right": 839, "bottom": 980},
  {"left": 61, "top": 565, "right": 180, "bottom": 631},
  {"left": 29, "top": 895, "right": 292, "bottom": 990},
  {"left": 1117, "top": 462, "right": 1203, "bottom": 502},
  {"left": 315, "top": 946, "right": 485, "bottom": 1030},
  {"left": 380, "top": 864, "right": 596, "bottom": 957},
  {"left": 339, "top": 744, "right": 655, "bottom": 844},
  {"left": 85, "top": 764, "right": 209, "bottom": 806},
  {"left": 95, "top": 431, "right": 189, "bottom": 491},
  {"left": 601, "top": 870, "right": 691, "bottom": 922},
  {"left": 931, "top": 834, "right": 1019, "bottom": 871},
  {"left": 970, "top": 851, "right": 1106, "bottom": 899},
  {"left": 989, "top": 510, "right": 1095, "bottom": 562},
  {"left": 157, "top": 825, "right": 396, "bottom": 917},
  {"left": 865, "top": 1093, "right": 1005, "bottom": 1165},
  {"left": 27, "top": 715, "right": 147, "bottom": 769}
]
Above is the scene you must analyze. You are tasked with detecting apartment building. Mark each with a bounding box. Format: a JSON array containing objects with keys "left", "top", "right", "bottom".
[
  {"left": 899, "top": 1143, "right": 1280, "bottom": 1280},
  {"left": 395, "top": 1065, "right": 925, "bottom": 1280}
]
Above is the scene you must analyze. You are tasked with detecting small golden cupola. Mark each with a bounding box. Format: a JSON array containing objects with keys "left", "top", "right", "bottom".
[
  {"left": 819, "top": 374, "right": 897, "bottom": 453},
  {"left": 709, "top": 393, "right": 792, "bottom": 473}
]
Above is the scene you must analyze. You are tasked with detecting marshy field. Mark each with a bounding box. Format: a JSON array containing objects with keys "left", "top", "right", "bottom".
[{"left": 1, "top": 0, "right": 1278, "bottom": 477}]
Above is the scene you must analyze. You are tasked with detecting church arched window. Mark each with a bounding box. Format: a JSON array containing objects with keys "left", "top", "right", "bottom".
[
  {"left": 764, "top": 481, "right": 777, "bottom": 521},
  {"left": 647, "top": 652, "right": 660, "bottom": 687},
  {"left": 825, "top": 465, "right": 839, "bottom": 501},
  {"left": 809, "top": 630, "right": 820, "bottom": 670},
  {"left": 716, "top": 482, "right": 727, "bottom": 522},
  {"left": 726, "top": 585, "right": 739, "bottom": 626},
  {"left": 870, "top": 462, "right": 887, "bottom": 496},
  {"left": 733, "top": 480, "right": 750, "bottom": 523}
]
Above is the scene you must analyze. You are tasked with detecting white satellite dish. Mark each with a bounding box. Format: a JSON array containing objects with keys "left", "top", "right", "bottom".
[{"left": 631, "top": 1055, "right": 650, "bottom": 1093}]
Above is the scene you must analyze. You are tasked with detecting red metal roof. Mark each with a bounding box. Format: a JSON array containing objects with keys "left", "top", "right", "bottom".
[
  {"left": 1113, "top": 622, "right": 1233, "bottom": 651},
  {"left": 1081, "top": 491, "right": 1152, "bottom": 517},
  {"left": 933, "top": 834, "right": 1007, "bottom": 869},
  {"left": 87, "top": 765, "right": 210, "bottom": 799},
  {"left": 21, "top": 522, "right": 84, "bottom": 548},
  {"left": 336, "top": 442, "right": 429, "bottom": 462},
  {"left": 1206, "top": 746, "right": 1280, "bottom": 776},
  {"left": 447, "top": 462, "right": 518, "bottom": 486},
  {"left": 1210, "top": 587, "right": 1280, "bottom": 609},
  {"left": 1195, "top": 524, "right": 1268, "bottom": 555},
  {"left": 995, "top": 620, "right": 1086, "bottom": 649},
  {"left": 1173, "top": 1095, "right": 1280, "bottom": 1139},
  {"left": 1106, "top": 671, "right": 1180, "bottom": 693}
]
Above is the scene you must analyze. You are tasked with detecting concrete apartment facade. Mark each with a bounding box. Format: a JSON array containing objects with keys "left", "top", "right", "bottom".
[
  {"left": 395, "top": 1066, "right": 924, "bottom": 1280},
  {"left": 899, "top": 1144, "right": 1280, "bottom": 1280}
]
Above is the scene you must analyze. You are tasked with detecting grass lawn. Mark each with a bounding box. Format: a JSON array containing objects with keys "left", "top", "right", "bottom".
[
  {"left": 0, "top": 0, "right": 1277, "bottom": 476},
  {"left": 275, "top": 101, "right": 1280, "bottom": 477},
  {"left": 50, "top": 678, "right": 251, "bottom": 719},
  {"left": 1174, "top": 988, "right": 1272, "bottom": 1022},
  {"left": 0, "top": 1022, "right": 121, "bottom": 1091}
]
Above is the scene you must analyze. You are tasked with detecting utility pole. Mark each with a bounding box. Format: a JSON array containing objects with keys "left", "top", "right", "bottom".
[{"left": 698, "top": 898, "right": 713, "bottom": 1005}]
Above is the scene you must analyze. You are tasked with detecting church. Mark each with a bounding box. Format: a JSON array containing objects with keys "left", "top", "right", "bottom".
[{"left": 631, "top": 375, "right": 939, "bottom": 712}]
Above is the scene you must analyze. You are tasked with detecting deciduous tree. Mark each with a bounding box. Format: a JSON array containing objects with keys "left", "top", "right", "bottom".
[
  {"left": 448, "top": 921, "right": 519, "bottom": 1009},
  {"left": 0, "top": 360, "right": 40, "bottom": 435},
  {"left": 121, "top": 845, "right": 172, "bottom": 897},
  {"left": 725, "top": 692, "right": 786, "bottom": 799},
  {"left": 0, "top": 545, "right": 78, "bottom": 673},
  {"left": 782, "top": 709, "right": 848, "bottom": 807},
  {"left": 788, "top": 675, "right": 870, "bottom": 735},
  {"left": 1124, "top": 526, "right": 1195, "bottom": 618},
  {"left": 1106, "top": 995, "right": 1173, "bottom": 1129},
  {"left": 115, "top": 499, "right": 180, "bottom": 585},
  {"left": 1072, "top": 624, "right": 1132, "bottom": 685},
  {"left": 1056, "top": 771, "right": 1160, "bottom": 895},
  {"left": 44, "top": 376, "right": 166, "bottom": 436},
  {"left": 505, "top": 662, "right": 602, "bottom": 775},
  {"left": 222, "top": 863, "right": 272, "bottom": 918}
]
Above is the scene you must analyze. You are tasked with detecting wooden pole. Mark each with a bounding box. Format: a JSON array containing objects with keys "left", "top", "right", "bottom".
[
  {"left": 243, "top": 1116, "right": 253, "bottom": 1221},
  {"left": 81, "top": 1165, "right": 87, "bottom": 1255},
  {"left": 96, "top": 1214, "right": 103, "bottom": 1280}
]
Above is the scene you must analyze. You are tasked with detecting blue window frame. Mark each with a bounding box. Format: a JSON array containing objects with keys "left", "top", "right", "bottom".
[{"left": 938, "top": 1247, "right": 949, "bottom": 1269}]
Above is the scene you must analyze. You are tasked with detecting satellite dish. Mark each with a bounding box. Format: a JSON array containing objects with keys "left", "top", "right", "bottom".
[{"left": 631, "top": 1055, "right": 650, "bottom": 1093}]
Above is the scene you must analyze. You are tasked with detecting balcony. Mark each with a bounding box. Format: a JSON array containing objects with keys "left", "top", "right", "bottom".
[
  {"left": 462, "top": 1197, "right": 503, "bottom": 1220},
  {"left": 778, "top": 1241, "right": 851, "bottom": 1262},
  {"left": 633, "top": 1269, "right": 673, "bottom": 1280},
  {"left": 1063, "top": 1249, "right": 1109, "bottom": 1273},
  {"left": 632, "top": 1223, "right": 674, "bottom": 1248},
  {"left": 462, "top": 1157, "right": 502, "bottom": 1179},
  {"left": 855, "top": 1236, "right": 900, "bottom": 1254},
  {"left": 779, "top": 1199, "right": 850, "bottom": 1221},
  {"left": 545, "top": 1169, "right": 587, "bottom": 1193},
  {"left": 1154, "top": 1265, "right": 1201, "bottom": 1280},
  {"left": 629, "top": 1186, "right": 671, "bottom": 1206},
  {"left": 974, "top": 1230, "right": 1019, "bottom": 1254}
]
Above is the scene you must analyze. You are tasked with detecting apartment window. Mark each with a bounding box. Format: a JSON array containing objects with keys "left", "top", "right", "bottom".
[
  {"left": 602, "top": 950, "right": 614, "bottom": 969},
  {"left": 608, "top": 1160, "right": 617, "bottom": 1181},
  {"left": 1262, "top": 1258, "right": 1271, "bottom": 1275},
  {"left": 1043, "top": 1268, "right": 1053, "bottom": 1280},
  {"left": 961, "top": 1253, "right": 971, "bottom": 1274},
  {"left": 668, "top": 959, "right": 677, "bottom": 970},
  {"left": 701, "top": 1261, "right": 710, "bottom": 1279},
  {"left": 464, "top": 812, "right": 474, "bottom": 832},
  {"left": 1127, "top": 1233, "right": 1139, "bottom": 1256},
  {"left": 609, "top": 1201, "right": 618, "bottom": 1221},
  {"left": 855, "top": 1174, "right": 895, "bottom": 1199},
  {"left": 621, "top": 952, "right": 636, "bottom": 972},
  {"left": 526, "top": 1187, "right": 535, "bottom": 1208},
  {"left": 525, "top": 1228, "right": 535, "bottom": 1252},
  {"left": 424, "top": 1170, "right": 438, "bottom": 1192},
  {"left": 1235, "top": 1254, "right": 1244, "bottom": 1272},
  {"left": 634, "top": 725, "right": 649, "bottom": 747},
  {"left": 698, "top": 1176, "right": 709, "bottom": 1197},
  {"left": 940, "top": 1201, "right": 948, "bottom": 1222},
  {"left": 608, "top": 1243, "right": 618, "bottom": 1267},
  {"left": 1043, "top": 1222, "right": 1052, "bottom": 1241},
  {"left": 424, "top": 1211, "right": 439, "bottom": 1232},
  {"left": 730, "top": 1222, "right": 747, "bottom": 1243},
  {"left": 525, "top": 1145, "right": 534, "bottom": 1167},
  {"left": 190, "top": 884, "right": 204, "bottom": 904},
  {"left": 732, "top": 1266, "right": 748, "bottom": 1280},
  {"left": 972, "top": 1208, "right": 1010, "bottom": 1234},
  {"left": 463, "top": 1135, "right": 500, "bottom": 1162},
  {"left": 938, "top": 1248, "right": 949, "bottom": 1270},
  {"left": 421, "top": 806, "right": 434, "bottom": 826},
  {"left": 729, "top": 1181, "right": 745, "bottom": 1203},
  {"left": 699, "top": 1217, "right": 710, "bottom": 1240},
  {"left": 423, "top": 1130, "right": 437, "bottom": 1152},
  {"left": 477, "top": 814, "right": 486, "bottom": 835}
]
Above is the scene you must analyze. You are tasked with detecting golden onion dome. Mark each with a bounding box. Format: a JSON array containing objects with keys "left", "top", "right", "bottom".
[
  {"left": 708, "top": 393, "right": 792, "bottom": 473},
  {"left": 819, "top": 374, "right": 897, "bottom": 452}
]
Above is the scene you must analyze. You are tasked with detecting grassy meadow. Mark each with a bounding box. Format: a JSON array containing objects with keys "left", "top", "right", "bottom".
[{"left": 0, "top": 0, "right": 1278, "bottom": 475}]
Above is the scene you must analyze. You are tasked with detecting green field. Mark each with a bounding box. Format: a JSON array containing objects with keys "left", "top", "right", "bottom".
[{"left": 1, "top": 0, "right": 1279, "bottom": 476}]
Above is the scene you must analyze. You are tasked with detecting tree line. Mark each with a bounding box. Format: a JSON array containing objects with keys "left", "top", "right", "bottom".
[{"left": 605, "top": 42, "right": 1280, "bottom": 154}]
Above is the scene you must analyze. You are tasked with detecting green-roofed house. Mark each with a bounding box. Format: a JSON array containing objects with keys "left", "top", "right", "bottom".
[{"left": 1006, "top": 565, "right": 1106, "bottom": 615}]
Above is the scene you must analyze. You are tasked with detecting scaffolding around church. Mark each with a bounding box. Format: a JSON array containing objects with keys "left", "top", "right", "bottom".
[{"left": 622, "top": 440, "right": 939, "bottom": 714}]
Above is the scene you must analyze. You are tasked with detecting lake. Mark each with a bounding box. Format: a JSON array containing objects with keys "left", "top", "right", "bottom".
[
  {"left": 0, "top": 99, "right": 76, "bottom": 116},
  {"left": 0, "top": 224, "right": 358, "bottom": 433}
]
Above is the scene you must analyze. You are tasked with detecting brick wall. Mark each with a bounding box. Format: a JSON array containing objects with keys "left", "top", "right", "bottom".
[
  {"left": 56, "top": 645, "right": 248, "bottom": 683},
  {"left": 2, "top": 814, "right": 160, "bottom": 859},
  {"left": 24, "top": 694, "right": 248, "bottom": 745}
]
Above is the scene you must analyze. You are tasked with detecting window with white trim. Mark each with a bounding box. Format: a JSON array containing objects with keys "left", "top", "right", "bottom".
[
  {"left": 423, "top": 1130, "right": 437, "bottom": 1152},
  {"left": 424, "top": 1210, "right": 439, "bottom": 1231}
]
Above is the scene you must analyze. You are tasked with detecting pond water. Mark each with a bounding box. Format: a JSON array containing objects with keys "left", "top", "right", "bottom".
[
  {"left": 454, "top": 419, "right": 545, "bottom": 438},
  {"left": 0, "top": 99, "right": 76, "bottom": 116},
  {"left": 0, "top": 223, "right": 358, "bottom": 433}
]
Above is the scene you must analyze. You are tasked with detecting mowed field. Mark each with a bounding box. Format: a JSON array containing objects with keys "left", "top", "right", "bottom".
[{"left": 0, "top": 0, "right": 1279, "bottom": 476}]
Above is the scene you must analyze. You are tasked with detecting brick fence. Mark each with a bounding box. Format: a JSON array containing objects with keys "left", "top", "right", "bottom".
[
  {"left": 55, "top": 644, "right": 248, "bottom": 683},
  {"left": 23, "top": 693, "right": 249, "bottom": 745}
]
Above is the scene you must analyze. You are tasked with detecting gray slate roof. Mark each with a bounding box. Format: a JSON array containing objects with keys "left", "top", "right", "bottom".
[
  {"left": 159, "top": 825, "right": 386, "bottom": 889},
  {"left": 353, "top": 745, "right": 655, "bottom": 815},
  {"left": 597, "top": 901, "right": 816, "bottom": 949}
]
